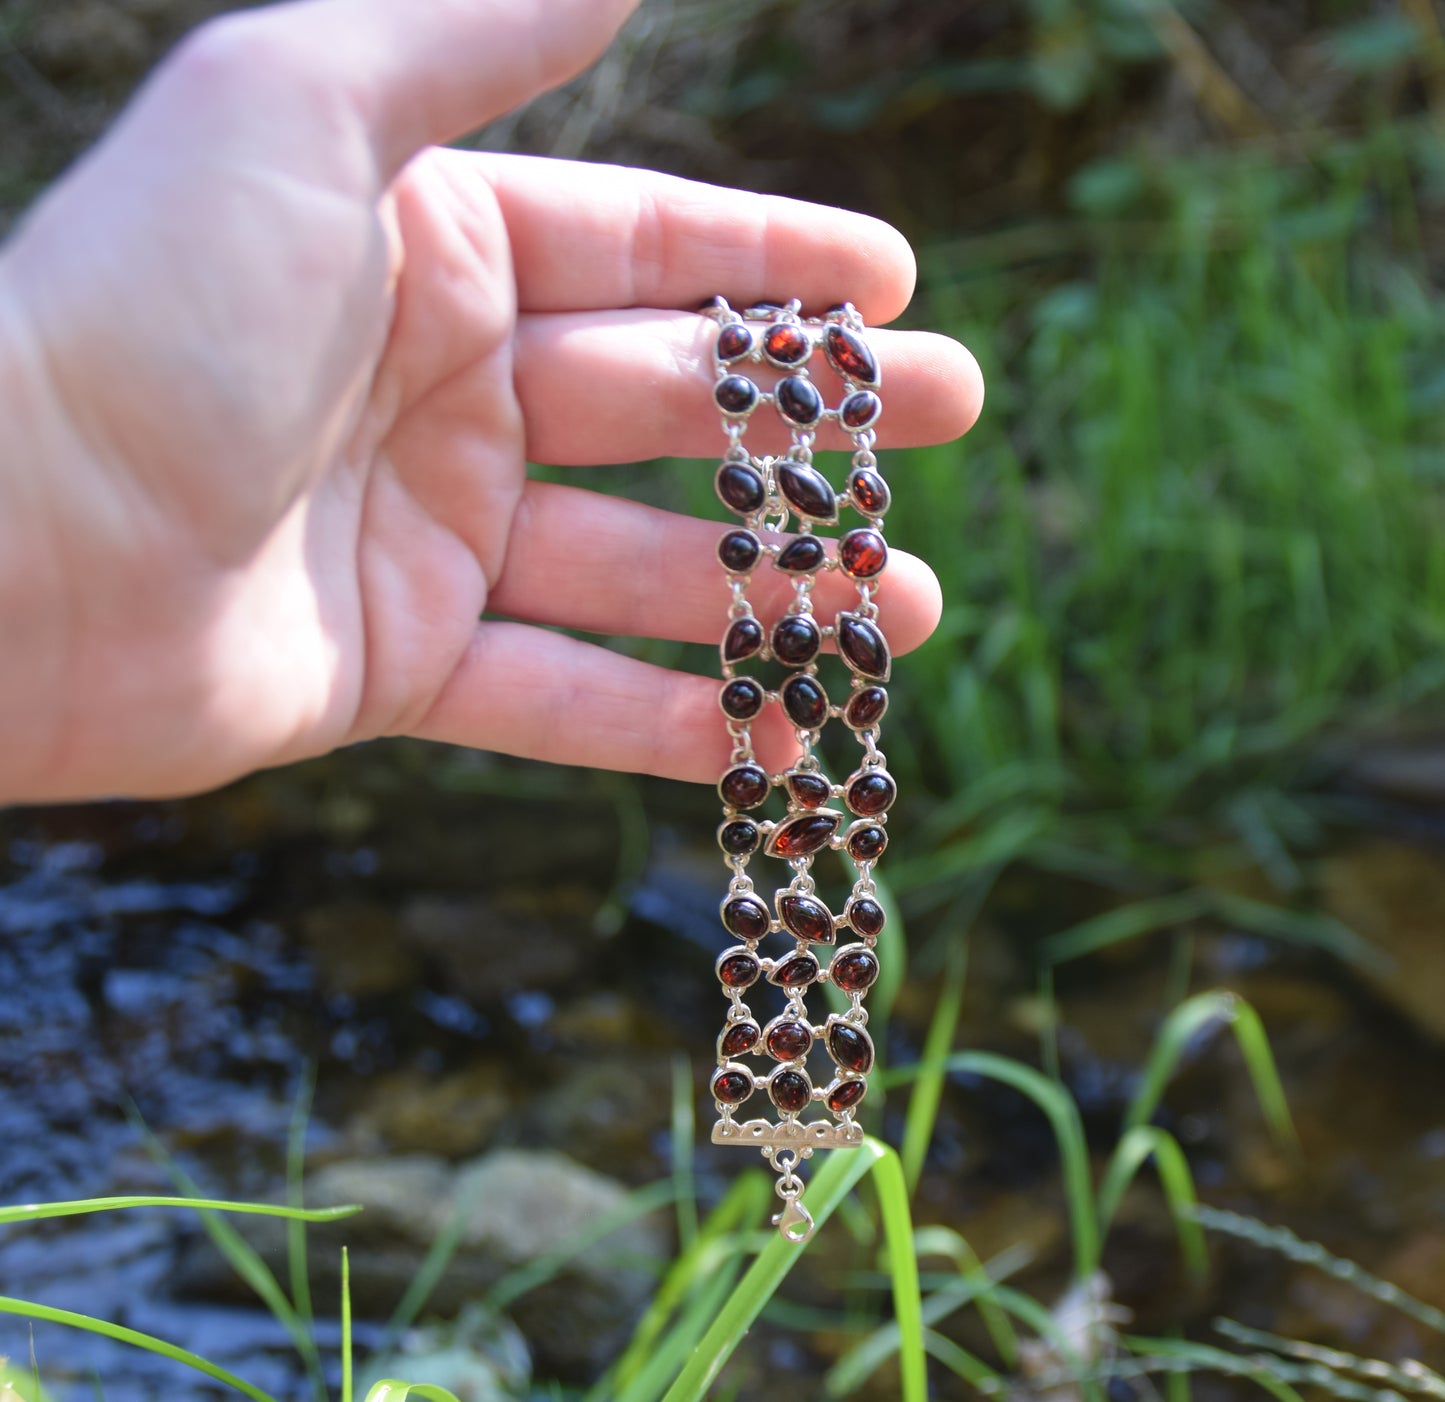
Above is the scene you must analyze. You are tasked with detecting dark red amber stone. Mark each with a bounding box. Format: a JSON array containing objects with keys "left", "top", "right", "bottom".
[
  {"left": 839, "top": 529, "right": 888, "bottom": 580},
  {"left": 769, "top": 950, "right": 820, "bottom": 988},
  {"left": 762, "top": 322, "right": 811, "bottom": 366},
  {"left": 722, "top": 895, "right": 770, "bottom": 940},
  {"left": 719, "top": 763, "right": 769, "bottom": 809},
  {"left": 827, "top": 1021, "right": 874, "bottom": 1074},
  {"left": 765, "top": 1020, "right": 813, "bottom": 1060},
  {"left": 720, "top": 1020, "right": 761, "bottom": 1057},
  {"left": 771, "top": 614, "right": 822, "bottom": 666},
  {"left": 711, "top": 1068, "right": 754, "bottom": 1105},
  {"left": 840, "top": 389, "right": 882, "bottom": 432},
  {"left": 781, "top": 675, "right": 829, "bottom": 730},
  {"left": 779, "top": 893, "right": 834, "bottom": 943},
  {"left": 849, "top": 468, "right": 890, "bottom": 516},
  {"left": 765, "top": 811, "right": 842, "bottom": 859},
  {"left": 717, "top": 949, "right": 761, "bottom": 989},
  {"left": 846, "top": 897, "right": 886, "bottom": 938},
  {"left": 716, "top": 323, "right": 754, "bottom": 361},
  {"left": 824, "top": 325, "right": 879, "bottom": 385},
  {"left": 722, "top": 616, "right": 764, "bottom": 664},
  {"left": 716, "top": 462, "right": 766, "bottom": 515},
  {"left": 831, "top": 946, "right": 881, "bottom": 993},
  {"left": 786, "top": 770, "right": 832, "bottom": 809},
  {"left": 777, "top": 460, "right": 837, "bottom": 522},
  {"left": 837, "top": 614, "right": 891, "bottom": 680},
  {"left": 827, "top": 1078, "right": 867, "bottom": 1113},
  {"left": 845, "top": 824, "right": 887, "bottom": 862},
  {"left": 847, "top": 771, "right": 897, "bottom": 817},
  {"left": 719, "top": 818, "right": 761, "bottom": 856},
  {"left": 715, "top": 374, "right": 759, "bottom": 415},
  {"left": 844, "top": 686, "right": 889, "bottom": 730},
  {"left": 776, "top": 537, "right": 827, "bottom": 574},
  {"left": 776, "top": 375, "right": 824, "bottom": 428},
  {"left": 719, "top": 678, "right": 764, "bottom": 721},
  {"left": 769, "top": 1068, "right": 813, "bottom": 1115},
  {"left": 717, "top": 530, "right": 761, "bottom": 573}
]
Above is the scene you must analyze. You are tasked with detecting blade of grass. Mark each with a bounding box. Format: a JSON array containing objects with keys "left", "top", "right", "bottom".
[
  {"left": 912, "top": 1227, "right": 1025, "bottom": 1368},
  {"left": 341, "top": 1248, "right": 352, "bottom": 1402},
  {"left": 987, "top": 1285, "right": 1105, "bottom": 1402},
  {"left": 362, "top": 1385, "right": 461, "bottom": 1402},
  {"left": 0, "top": 1197, "right": 359, "bottom": 1229},
  {"left": 1122, "top": 1337, "right": 1307, "bottom": 1401},
  {"left": 285, "top": 1069, "right": 319, "bottom": 1402},
  {"left": 1096, "top": 1126, "right": 1207, "bottom": 1280},
  {"left": 899, "top": 937, "right": 968, "bottom": 1194},
  {"left": 922, "top": 1329, "right": 1002, "bottom": 1391},
  {"left": 670, "top": 1057, "right": 698, "bottom": 1253},
  {"left": 1042, "top": 892, "right": 1209, "bottom": 965},
  {"left": 870, "top": 1145, "right": 927, "bottom": 1402}
]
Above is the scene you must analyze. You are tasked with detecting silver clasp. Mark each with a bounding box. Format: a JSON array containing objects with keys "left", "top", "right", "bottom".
[{"left": 772, "top": 1193, "right": 814, "bottom": 1243}]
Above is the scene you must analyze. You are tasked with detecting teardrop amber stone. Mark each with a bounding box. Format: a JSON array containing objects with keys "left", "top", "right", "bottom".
[
  {"left": 786, "top": 771, "right": 832, "bottom": 809},
  {"left": 827, "top": 1021, "right": 874, "bottom": 1074},
  {"left": 719, "top": 678, "right": 764, "bottom": 722},
  {"left": 846, "top": 771, "right": 896, "bottom": 817},
  {"left": 840, "top": 389, "right": 882, "bottom": 431},
  {"left": 839, "top": 529, "right": 888, "bottom": 580},
  {"left": 765, "top": 1020, "right": 813, "bottom": 1061},
  {"left": 768, "top": 950, "right": 820, "bottom": 988},
  {"left": 836, "top": 614, "right": 891, "bottom": 680},
  {"left": 769, "top": 1068, "right": 812, "bottom": 1115},
  {"left": 777, "top": 460, "right": 837, "bottom": 522},
  {"left": 849, "top": 468, "right": 890, "bottom": 515},
  {"left": 827, "top": 1078, "right": 867, "bottom": 1113},
  {"left": 717, "top": 950, "right": 761, "bottom": 989},
  {"left": 779, "top": 893, "right": 834, "bottom": 943},
  {"left": 846, "top": 897, "right": 886, "bottom": 937},
  {"left": 771, "top": 614, "right": 822, "bottom": 666},
  {"left": 765, "top": 810, "right": 842, "bottom": 858},
  {"left": 722, "top": 895, "right": 770, "bottom": 940},
  {"left": 711, "top": 1067, "right": 754, "bottom": 1105},
  {"left": 845, "top": 824, "right": 887, "bottom": 862},
  {"left": 720, "top": 1021, "right": 761, "bottom": 1057},
  {"left": 844, "top": 686, "right": 888, "bottom": 730},
  {"left": 830, "top": 946, "right": 881, "bottom": 993},
  {"left": 775, "top": 537, "right": 827, "bottom": 574},
  {"left": 762, "top": 322, "right": 811, "bottom": 366},
  {"left": 719, "top": 763, "right": 769, "bottom": 809},
  {"left": 716, "top": 323, "right": 754, "bottom": 361},
  {"left": 717, "top": 530, "right": 761, "bottom": 573},
  {"left": 776, "top": 375, "right": 824, "bottom": 428},
  {"left": 824, "top": 325, "right": 879, "bottom": 385},
  {"left": 716, "top": 462, "right": 766, "bottom": 515},
  {"left": 718, "top": 818, "right": 761, "bottom": 856},
  {"left": 722, "top": 616, "right": 764, "bottom": 664},
  {"left": 715, "top": 374, "right": 759, "bottom": 415},
  {"left": 781, "top": 675, "right": 829, "bottom": 730}
]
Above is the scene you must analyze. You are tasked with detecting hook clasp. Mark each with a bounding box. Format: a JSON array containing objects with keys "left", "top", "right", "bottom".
[{"left": 772, "top": 1193, "right": 814, "bottom": 1243}]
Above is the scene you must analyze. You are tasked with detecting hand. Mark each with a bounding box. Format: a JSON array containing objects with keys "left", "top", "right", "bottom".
[{"left": 0, "top": 0, "right": 983, "bottom": 805}]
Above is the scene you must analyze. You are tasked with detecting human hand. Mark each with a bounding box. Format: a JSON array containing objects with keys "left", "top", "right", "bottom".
[{"left": 0, "top": 0, "right": 983, "bottom": 805}]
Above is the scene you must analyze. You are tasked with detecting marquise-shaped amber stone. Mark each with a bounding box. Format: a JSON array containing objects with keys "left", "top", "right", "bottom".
[
  {"left": 768, "top": 950, "right": 820, "bottom": 988},
  {"left": 769, "top": 1067, "right": 813, "bottom": 1114},
  {"left": 827, "top": 1078, "right": 867, "bottom": 1113},
  {"left": 771, "top": 614, "right": 822, "bottom": 666},
  {"left": 839, "top": 529, "right": 888, "bottom": 580},
  {"left": 781, "top": 675, "right": 828, "bottom": 730},
  {"left": 719, "top": 763, "right": 769, "bottom": 809},
  {"left": 765, "top": 1019, "right": 813, "bottom": 1061},
  {"left": 846, "top": 771, "right": 897, "bottom": 817},
  {"left": 840, "top": 389, "right": 882, "bottom": 431},
  {"left": 720, "top": 1020, "right": 761, "bottom": 1057},
  {"left": 716, "top": 462, "right": 766, "bottom": 515},
  {"left": 836, "top": 613, "right": 891, "bottom": 680},
  {"left": 711, "top": 1067, "right": 754, "bottom": 1104},
  {"left": 786, "top": 770, "right": 832, "bottom": 809},
  {"left": 722, "top": 616, "right": 764, "bottom": 664},
  {"left": 824, "top": 325, "right": 879, "bottom": 385},
  {"left": 762, "top": 322, "right": 811, "bottom": 366},
  {"left": 779, "top": 893, "right": 834, "bottom": 943},
  {"left": 830, "top": 946, "right": 881, "bottom": 993},
  {"left": 845, "top": 897, "right": 886, "bottom": 938},
  {"left": 775, "top": 536, "right": 827, "bottom": 574},
  {"left": 764, "top": 810, "right": 843, "bottom": 859},
  {"left": 717, "top": 949, "right": 761, "bottom": 989},
  {"left": 827, "top": 1021, "right": 874, "bottom": 1074},
  {"left": 718, "top": 818, "right": 761, "bottom": 856},
  {"left": 715, "top": 374, "right": 759, "bottom": 415},
  {"left": 776, "top": 375, "right": 824, "bottom": 428},
  {"left": 722, "top": 895, "right": 770, "bottom": 940},
  {"left": 777, "top": 459, "right": 837, "bottom": 522},
  {"left": 844, "top": 824, "right": 887, "bottom": 862},
  {"left": 716, "top": 323, "right": 754, "bottom": 361},
  {"left": 849, "top": 468, "right": 890, "bottom": 515},
  {"left": 844, "top": 686, "right": 888, "bottom": 730}
]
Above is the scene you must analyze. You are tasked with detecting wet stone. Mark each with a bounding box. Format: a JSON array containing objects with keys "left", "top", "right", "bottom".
[
  {"left": 711, "top": 1068, "right": 754, "bottom": 1105},
  {"left": 768, "top": 950, "right": 820, "bottom": 988},
  {"left": 831, "top": 946, "right": 880, "bottom": 993},
  {"left": 716, "top": 323, "right": 754, "bottom": 361},
  {"left": 717, "top": 529, "right": 761, "bottom": 574},
  {"left": 716, "top": 462, "right": 766, "bottom": 515},
  {"left": 840, "top": 390, "right": 882, "bottom": 432},
  {"left": 849, "top": 468, "right": 890, "bottom": 516},
  {"left": 781, "top": 675, "right": 829, "bottom": 730},
  {"left": 847, "top": 771, "right": 897, "bottom": 817},
  {"left": 779, "top": 892, "right": 835, "bottom": 943},
  {"left": 715, "top": 374, "right": 759, "bottom": 415},
  {"left": 722, "top": 895, "right": 770, "bottom": 940},
  {"left": 718, "top": 763, "right": 769, "bottom": 810},
  {"left": 720, "top": 1021, "right": 761, "bottom": 1057},
  {"left": 827, "top": 1078, "right": 867, "bottom": 1113},
  {"left": 776, "top": 376, "right": 824, "bottom": 429},
  {"left": 722, "top": 616, "right": 764, "bottom": 664},
  {"left": 846, "top": 898, "right": 886, "bottom": 938},
  {"left": 771, "top": 614, "right": 822, "bottom": 667},
  {"left": 762, "top": 322, "right": 812, "bottom": 366},
  {"left": 786, "top": 771, "right": 832, "bottom": 809},
  {"left": 769, "top": 1068, "right": 813, "bottom": 1115},
  {"left": 844, "top": 686, "right": 889, "bottom": 730},
  {"left": 719, "top": 678, "right": 764, "bottom": 722},
  {"left": 776, "top": 537, "right": 827, "bottom": 574},
  {"left": 765, "top": 1020, "right": 813, "bottom": 1061},
  {"left": 824, "top": 325, "right": 879, "bottom": 385},
  {"left": 839, "top": 529, "right": 888, "bottom": 580},
  {"left": 717, "top": 949, "right": 761, "bottom": 989},
  {"left": 777, "top": 460, "right": 837, "bottom": 522},
  {"left": 827, "top": 1021, "right": 874, "bottom": 1074},
  {"left": 718, "top": 818, "right": 761, "bottom": 856},
  {"left": 765, "top": 811, "right": 842, "bottom": 859},
  {"left": 845, "top": 824, "right": 888, "bottom": 862},
  {"left": 837, "top": 614, "right": 891, "bottom": 680}
]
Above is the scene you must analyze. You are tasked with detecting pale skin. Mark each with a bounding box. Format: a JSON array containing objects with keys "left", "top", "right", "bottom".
[{"left": 0, "top": 0, "right": 984, "bottom": 807}]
